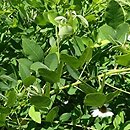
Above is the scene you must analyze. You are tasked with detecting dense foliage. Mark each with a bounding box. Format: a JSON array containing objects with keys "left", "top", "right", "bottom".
[{"left": 1, "top": 0, "right": 130, "bottom": 129}]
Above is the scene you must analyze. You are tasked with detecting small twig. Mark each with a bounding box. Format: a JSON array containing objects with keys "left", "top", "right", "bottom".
[
  {"left": 50, "top": 80, "right": 81, "bottom": 94},
  {"left": 98, "top": 68, "right": 130, "bottom": 79},
  {"left": 105, "top": 82, "right": 130, "bottom": 95}
]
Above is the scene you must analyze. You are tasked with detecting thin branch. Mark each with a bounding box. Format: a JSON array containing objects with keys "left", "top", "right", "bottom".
[{"left": 105, "top": 82, "right": 130, "bottom": 95}]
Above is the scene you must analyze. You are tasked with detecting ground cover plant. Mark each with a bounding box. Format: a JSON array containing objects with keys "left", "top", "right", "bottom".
[{"left": 1, "top": 0, "right": 130, "bottom": 129}]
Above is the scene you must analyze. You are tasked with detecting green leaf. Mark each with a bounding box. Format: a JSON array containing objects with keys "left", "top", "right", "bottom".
[
  {"left": 0, "top": 75, "right": 17, "bottom": 83},
  {"left": 84, "top": 93, "right": 106, "bottom": 107},
  {"left": 35, "top": 13, "right": 48, "bottom": 26},
  {"left": 105, "top": 0, "right": 124, "bottom": 29},
  {"left": 22, "top": 37, "right": 44, "bottom": 62},
  {"left": 116, "top": 23, "right": 129, "bottom": 44},
  {"left": 106, "top": 90, "right": 120, "bottom": 103},
  {"left": 29, "top": 105, "right": 41, "bottom": 124},
  {"left": 30, "top": 62, "right": 49, "bottom": 72},
  {"left": 97, "top": 24, "right": 116, "bottom": 44},
  {"left": 61, "top": 54, "right": 79, "bottom": 69},
  {"left": 77, "top": 15, "right": 89, "bottom": 27},
  {"left": 18, "top": 59, "right": 33, "bottom": 82},
  {"left": 26, "top": 0, "right": 43, "bottom": 8},
  {"left": 67, "top": 65, "right": 80, "bottom": 80},
  {"left": 18, "top": 58, "right": 33, "bottom": 68},
  {"left": 30, "top": 96, "right": 51, "bottom": 108},
  {"left": 113, "top": 114, "right": 122, "bottom": 128},
  {"left": 38, "top": 68, "right": 59, "bottom": 83},
  {"left": 44, "top": 82, "right": 50, "bottom": 97},
  {"left": 60, "top": 113, "right": 71, "bottom": 122},
  {"left": 38, "top": 62, "right": 63, "bottom": 83},
  {"left": 6, "top": 89, "right": 17, "bottom": 107},
  {"left": 18, "top": 62, "right": 31, "bottom": 81},
  {"left": 59, "top": 25, "right": 73, "bottom": 39},
  {"left": 0, "top": 82, "right": 9, "bottom": 91},
  {"left": 79, "top": 83, "right": 97, "bottom": 94},
  {"left": 81, "top": 37, "right": 94, "bottom": 47},
  {"left": 123, "top": 121, "right": 130, "bottom": 130},
  {"left": 116, "top": 53, "right": 130, "bottom": 66},
  {"left": 23, "top": 76, "right": 36, "bottom": 87},
  {"left": 44, "top": 53, "right": 58, "bottom": 71},
  {"left": 74, "top": 36, "right": 85, "bottom": 52},
  {"left": 55, "top": 62, "right": 63, "bottom": 80},
  {"left": 48, "top": 11, "right": 58, "bottom": 25},
  {"left": 0, "top": 114, "right": 6, "bottom": 127},
  {"left": 68, "top": 86, "right": 77, "bottom": 95},
  {"left": 0, "top": 107, "right": 11, "bottom": 115},
  {"left": 46, "top": 106, "right": 59, "bottom": 122},
  {"left": 78, "top": 47, "right": 92, "bottom": 67}
]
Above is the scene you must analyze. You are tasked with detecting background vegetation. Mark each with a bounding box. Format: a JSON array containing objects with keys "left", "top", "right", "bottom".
[{"left": 0, "top": 0, "right": 130, "bottom": 129}]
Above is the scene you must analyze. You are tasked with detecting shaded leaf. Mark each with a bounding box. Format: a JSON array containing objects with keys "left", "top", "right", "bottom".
[
  {"left": 23, "top": 76, "right": 36, "bottom": 87},
  {"left": 105, "top": 0, "right": 124, "bottom": 29},
  {"left": 30, "top": 96, "right": 51, "bottom": 108},
  {"left": 106, "top": 90, "right": 120, "bottom": 103},
  {"left": 84, "top": 93, "right": 106, "bottom": 107},
  {"left": 38, "top": 68, "right": 59, "bottom": 83},
  {"left": 67, "top": 65, "right": 80, "bottom": 80},
  {"left": 46, "top": 106, "right": 59, "bottom": 122},
  {"left": 78, "top": 47, "right": 92, "bottom": 67},
  {"left": 38, "top": 62, "right": 63, "bottom": 83},
  {"left": 6, "top": 89, "right": 17, "bottom": 107},
  {"left": 61, "top": 54, "right": 79, "bottom": 69},
  {"left": 79, "top": 83, "right": 97, "bottom": 94}
]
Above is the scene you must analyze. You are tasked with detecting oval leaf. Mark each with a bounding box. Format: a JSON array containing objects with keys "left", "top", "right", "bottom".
[
  {"left": 30, "top": 96, "right": 51, "bottom": 108},
  {"left": 46, "top": 106, "right": 59, "bottom": 122},
  {"left": 105, "top": 0, "right": 124, "bottom": 29},
  {"left": 29, "top": 105, "right": 41, "bottom": 124},
  {"left": 84, "top": 93, "right": 106, "bottom": 107},
  {"left": 22, "top": 37, "right": 44, "bottom": 62}
]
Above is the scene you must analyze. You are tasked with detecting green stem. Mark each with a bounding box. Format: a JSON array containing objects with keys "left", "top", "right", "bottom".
[
  {"left": 98, "top": 68, "right": 130, "bottom": 79},
  {"left": 50, "top": 80, "right": 81, "bottom": 94},
  {"left": 78, "top": 62, "right": 88, "bottom": 80},
  {"left": 56, "top": 26, "right": 60, "bottom": 62},
  {"left": 50, "top": 68, "right": 130, "bottom": 95},
  {"left": 105, "top": 82, "right": 130, "bottom": 95}
]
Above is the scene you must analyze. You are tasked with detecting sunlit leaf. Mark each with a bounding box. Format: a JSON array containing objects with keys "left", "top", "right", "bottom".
[
  {"left": 29, "top": 105, "right": 41, "bottom": 124},
  {"left": 60, "top": 113, "right": 71, "bottom": 122},
  {"left": 22, "top": 37, "right": 44, "bottom": 62},
  {"left": 116, "top": 53, "right": 130, "bottom": 66}
]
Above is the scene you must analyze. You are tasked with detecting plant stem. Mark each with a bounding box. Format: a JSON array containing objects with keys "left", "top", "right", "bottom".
[
  {"left": 50, "top": 80, "right": 81, "bottom": 94},
  {"left": 105, "top": 82, "right": 130, "bottom": 95},
  {"left": 50, "top": 68, "right": 130, "bottom": 95},
  {"left": 98, "top": 68, "right": 130, "bottom": 78}
]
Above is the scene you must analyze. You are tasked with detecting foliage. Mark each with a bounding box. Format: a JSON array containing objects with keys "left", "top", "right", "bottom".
[{"left": 0, "top": 0, "right": 130, "bottom": 129}]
